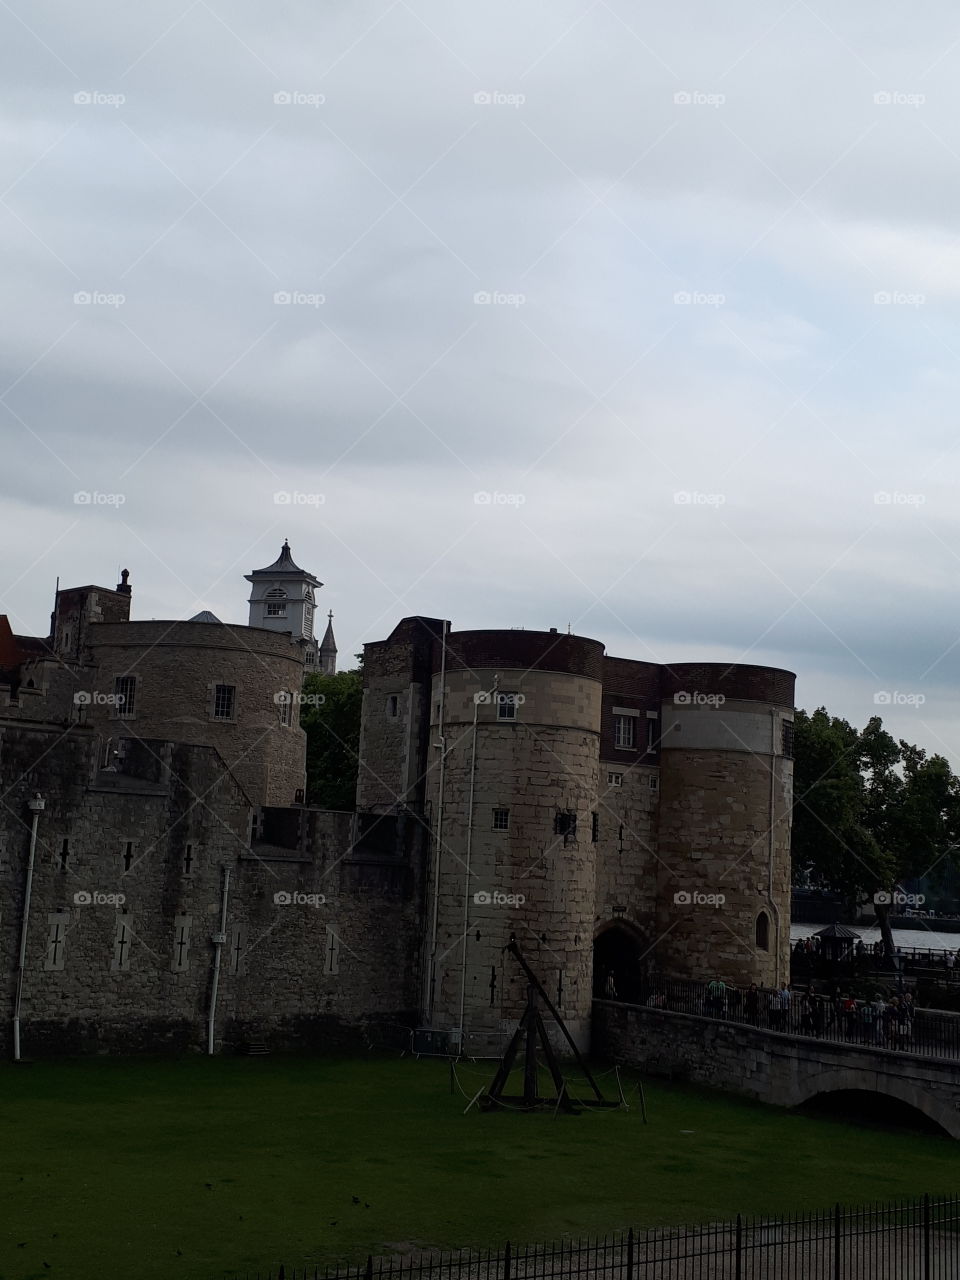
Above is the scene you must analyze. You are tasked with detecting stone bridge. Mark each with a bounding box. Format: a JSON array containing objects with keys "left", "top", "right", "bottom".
[{"left": 593, "top": 998, "right": 960, "bottom": 1138}]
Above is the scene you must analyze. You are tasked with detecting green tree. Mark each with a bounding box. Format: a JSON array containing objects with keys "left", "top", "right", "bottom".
[
  {"left": 791, "top": 708, "right": 960, "bottom": 960},
  {"left": 301, "top": 668, "right": 362, "bottom": 810}
]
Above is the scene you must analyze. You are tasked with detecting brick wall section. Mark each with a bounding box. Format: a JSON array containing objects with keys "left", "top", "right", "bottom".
[
  {"left": 660, "top": 662, "right": 795, "bottom": 707},
  {"left": 599, "top": 656, "right": 661, "bottom": 761},
  {"left": 84, "top": 620, "right": 307, "bottom": 806},
  {"left": 594, "top": 1001, "right": 960, "bottom": 1139}
]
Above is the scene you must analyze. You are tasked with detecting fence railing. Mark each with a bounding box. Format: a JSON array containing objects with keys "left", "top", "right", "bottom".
[
  {"left": 226, "top": 1193, "right": 960, "bottom": 1279},
  {"left": 635, "top": 974, "right": 960, "bottom": 1062}
]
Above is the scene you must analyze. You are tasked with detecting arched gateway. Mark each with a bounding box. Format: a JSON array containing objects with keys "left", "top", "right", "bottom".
[{"left": 593, "top": 921, "right": 648, "bottom": 1003}]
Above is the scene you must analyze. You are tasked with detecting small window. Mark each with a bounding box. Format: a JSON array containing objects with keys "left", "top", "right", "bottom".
[
  {"left": 45, "top": 914, "right": 67, "bottom": 972},
  {"left": 554, "top": 810, "right": 577, "bottom": 842},
  {"left": 266, "top": 602, "right": 287, "bottom": 617},
  {"left": 59, "top": 838, "right": 69, "bottom": 871},
  {"left": 756, "top": 911, "right": 770, "bottom": 951},
  {"left": 496, "top": 692, "right": 519, "bottom": 721},
  {"left": 492, "top": 807, "right": 510, "bottom": 831},
  {"left": 122, "top": 840, "right": 135, "bottom": 873},
  {"left": 646, "top": 718, "right": 659, "bottom": 751},
  {"left": 782, "top": 720, "right": 794, "bottom": 758},
  {"left": 607, "top": 771, "right": 623, "bottom": 787},
  {"left": 649, "top": 775, "right": 659, "bottom": 791},
  {"left": 614, "top": 715, "right": 635, "bottom": 748},
  {"left": 591, "top": 812, "right": 599, "bottom": 843},
  {"left": 111, "top": 915, "right": 133, "bottom": 972},
  {"left": 386, "top": 695, "right": 400, "bottom": 717},
  {"left": 305, "top": 650, "right": 316, "bottom": 665},
  {"left": 183, "top": 844, "right": 195, "bottom": 875},
  {"left": 172, "top": 917, "right": 191, "bottom": 973},
  {"left": 213, "top": 684, "right": 235, "bottom": 721},
  {"left": 114, "top": 675, "right": 137, "bottom": 719},
  {"left": 278, "top": 694, "right": 292, "bottom": 727}
]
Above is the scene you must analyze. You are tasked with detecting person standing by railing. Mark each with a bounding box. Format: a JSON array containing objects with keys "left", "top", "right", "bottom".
[
  {"left": 744, "top": 982, "right": 760, "bottom": 1026},
  {"left": 706, "top": 977, "right": 727, "bottom": 1019}
]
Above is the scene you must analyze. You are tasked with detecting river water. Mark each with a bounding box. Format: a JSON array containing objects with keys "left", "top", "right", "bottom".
[{"left": 791, "top": 922, "right": 960, "bottom": 951}]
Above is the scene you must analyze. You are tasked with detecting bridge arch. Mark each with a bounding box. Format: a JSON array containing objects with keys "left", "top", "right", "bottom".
[{"left": 788, "top": 1067, "right": 960, "bottom": 1139}]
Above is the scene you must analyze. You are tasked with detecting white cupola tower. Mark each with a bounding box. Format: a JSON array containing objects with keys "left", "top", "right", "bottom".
[{"left": 245, "top": 542, "right": 322, "bottom": 662}]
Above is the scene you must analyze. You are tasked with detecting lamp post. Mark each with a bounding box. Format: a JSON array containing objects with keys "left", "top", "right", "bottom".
[{"left": 13, "top": 791, "right": 45, "bottom": 1062}]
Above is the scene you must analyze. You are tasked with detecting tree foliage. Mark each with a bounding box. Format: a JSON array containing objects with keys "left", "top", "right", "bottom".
[
  {"left": 301, "top": 668, "right": 362, "bottom": 810},
  {"left": 792, "top": 706, "right": 960, "bottom": 953}
]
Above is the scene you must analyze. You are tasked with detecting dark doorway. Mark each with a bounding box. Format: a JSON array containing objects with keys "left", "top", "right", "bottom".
[{"left": 593, "top": 926, "right": 646, "bottom": 1003}]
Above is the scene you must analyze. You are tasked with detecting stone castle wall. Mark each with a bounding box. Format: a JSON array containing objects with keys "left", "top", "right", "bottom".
[
  {"left": 423, "top": 649, "right": 604, "bottom": 1052},
  {"left": 84, "top": 620, "right": 307, "bottom": 807},
  {"left": 0, "top": 725, "right": 421, "bottom": 1058},
  {"left": 655, "top": 685, "right": 794, "bottom": 988}
]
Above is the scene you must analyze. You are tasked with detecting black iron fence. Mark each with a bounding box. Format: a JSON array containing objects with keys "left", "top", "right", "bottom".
[
  {"left": 226, "top": 1194, "right": 960, "bottom": 1279},
  {"left": 637, "top": 974, "right": 960, "bottom": 1061},
  {"left": 791, "top": 944, "right": 960, "bottom": 987}
]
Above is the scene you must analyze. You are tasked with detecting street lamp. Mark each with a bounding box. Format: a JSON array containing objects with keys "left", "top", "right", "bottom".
[{"left": 13, "top": 792, "right": 45, "bottom": 1062}]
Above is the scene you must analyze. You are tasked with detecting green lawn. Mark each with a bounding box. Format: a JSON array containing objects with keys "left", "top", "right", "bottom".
[{"left": 0, "top": 1054, "right": 958, "bottom": 1280}]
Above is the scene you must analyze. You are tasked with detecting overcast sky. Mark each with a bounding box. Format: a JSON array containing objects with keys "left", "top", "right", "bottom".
[{"left": 2, "top": 1, "right": 959, "bottom": 760}]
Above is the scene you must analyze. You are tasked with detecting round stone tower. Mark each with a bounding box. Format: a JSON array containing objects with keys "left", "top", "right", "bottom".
[
  {"left": 654, "top": 663, "right": 795, "bottom": 989},
  {"left": 423, "top": 629, "right": 604, "bottom": 1053}
]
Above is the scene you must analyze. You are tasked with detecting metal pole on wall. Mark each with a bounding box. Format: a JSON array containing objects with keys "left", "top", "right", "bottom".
[
  {"left": 424, "top": 619, "right": 449, "bottom": 1023},
  {"left": 457, "top": 676, "right": 498, "bottom": 1047},
  {"left": 207, "top": 866, "right": 231, "bottom": 1055},
  {"left": 13, "top": 792, "right": 45, "bottom": 1062}
]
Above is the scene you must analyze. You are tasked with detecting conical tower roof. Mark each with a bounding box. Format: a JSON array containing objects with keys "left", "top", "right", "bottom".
[{"left": 245, "top": 540, "right": 321, "bottom": 586}]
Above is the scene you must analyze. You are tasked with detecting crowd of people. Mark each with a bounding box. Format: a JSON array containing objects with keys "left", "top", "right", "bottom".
[
  {"left": 792, "top": 935, "right": 960, "bottom": 972},
  {"left": 644, "top": 978, "right": 946, "bottom": 1053}
]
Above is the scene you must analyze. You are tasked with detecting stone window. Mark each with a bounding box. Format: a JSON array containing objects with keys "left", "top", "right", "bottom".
[
  {"left": 614, "top": 715, "right": 635, "bottom": 748},
  {"left": 305, "top": 649, "right": 316, "bottom": 665},
  {"left": 756, "top": 911, "right": 770, "bottom": 951},
  {"left": 120, "top": 840, "right": 137, "bottom": 873},
  {"left": 172, "top": 915, "right": 192, "bottom": 972},
  {"left": 649, "top": 775, "right": 659, "bottom": 791},
  {"left": 324, "top": 925, "right": 340, "bottom": 975},
  {"left": 554, "top": 810, "right": 577, "bottom": 843},
  {"left": 230, "top": 925, "right": 247, "bottom": 975},
  {"left": 496, "top": 692, "right": 520, "bottom": 721},
  {"left": 113, "top": 675, "right": 137, "bottom": 719},
  {"left": 182, "top": 843, "right": 196, "bottom": 875},
  {"left": 782, "top": 719, "right": 794, "bottom": 758},
  {"left": 59, "top": 838, "right": 69, "bottom": 871},
  {"left": 646, "top": 715, "right": 659, "bottom": 751},
  {"left": 44, "top": 913, "right": 67, "bottom": 972},
  {"left": 386, "top": 694, "right": 400, "bottom": 717},
  {"left": 591, "top": 811, "right": 599, "bottom": 843},
  {"left": 607, "top": 771, "right": 623, "bottom": 787},
  {"left": 111, "top": 915, "right": 133, "bottom": 972},
  {"left": 278, "top": 693, "right": 292, "bottom": 727},
  {"left": 212, "top": 684, "right": 236, "bottom": 721},
  {"left": 492, "top": 807, "right": 510, "bottom": 831}
]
